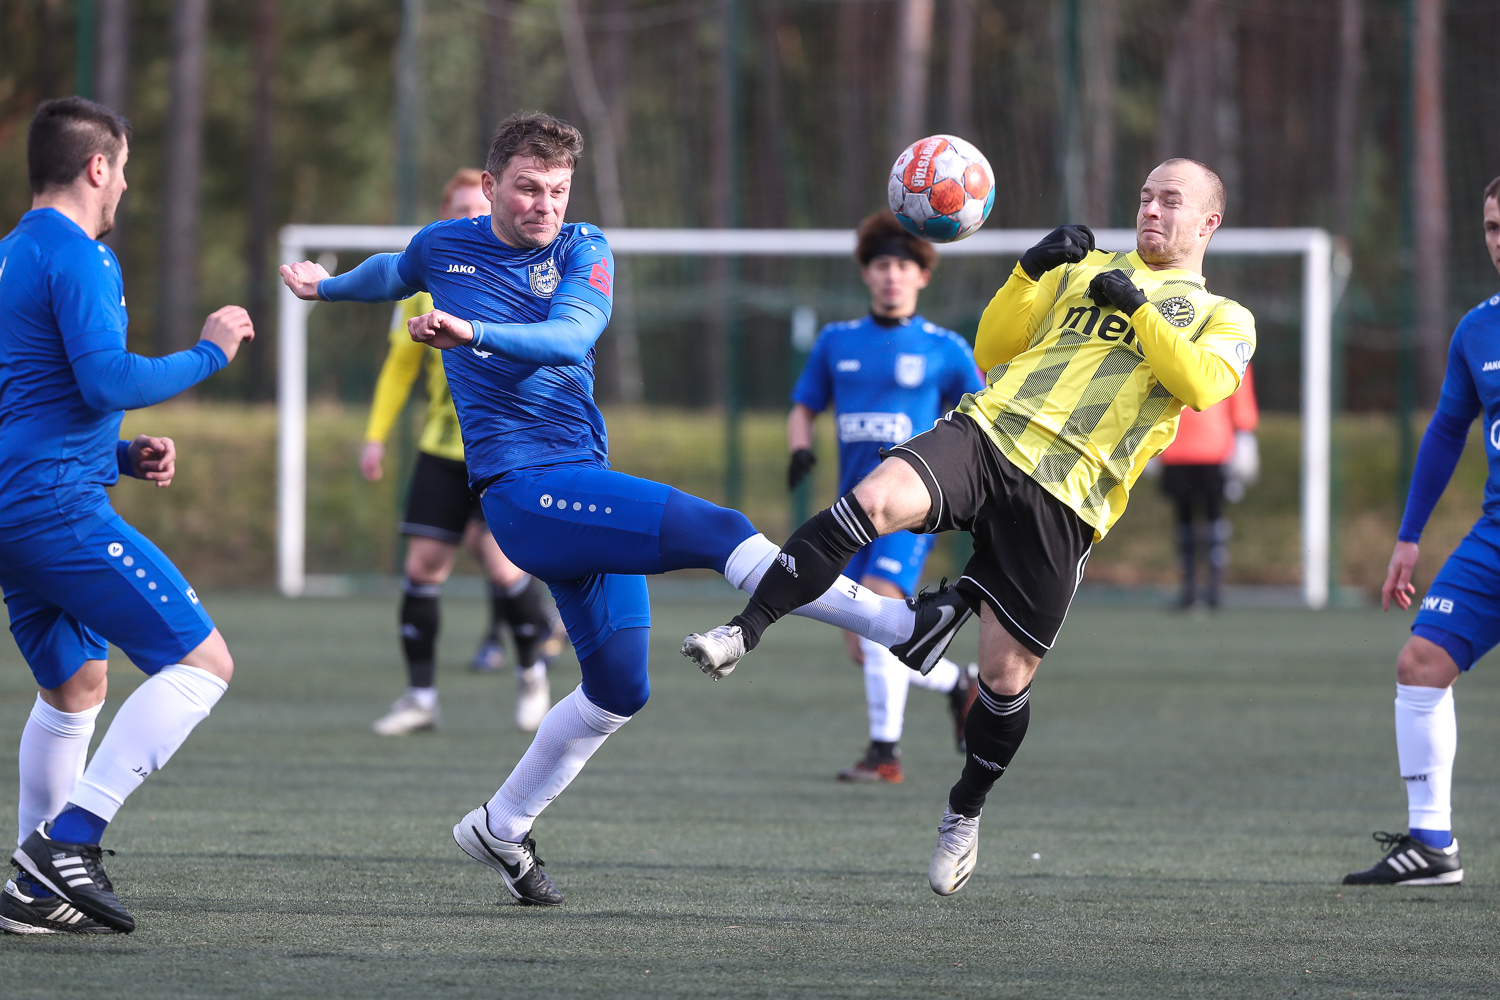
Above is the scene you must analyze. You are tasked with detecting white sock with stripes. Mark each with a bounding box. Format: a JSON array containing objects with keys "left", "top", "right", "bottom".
[
  {"left": 861, "top": 638, "right": 911, "bottom": 742},
  {"left": 722, "top": 533, "right": 916, "bottom": 647},
  {"left": 486, "top": 685, "right": 631, "bottom": 843},
  {"left": 66, "top": 665, "right": 227, "bottom": 822},
  {"left": 1395, "top": 683, "right": 1456, "bottom": 834},
  {"left": 17, "top": 696, "right": 102, "bottom": 845}
]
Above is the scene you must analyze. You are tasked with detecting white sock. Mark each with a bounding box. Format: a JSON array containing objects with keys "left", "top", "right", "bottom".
[
  {"left": 407, "top": 686, "right": 438, "bottom": 710},
  {"left": 17, "top": 696, "right": 102, "bottom": 845},
  {"left": 861, "top": 638, "right": 910, "bottom": 742},
  {"left": 723, "top": 533, "right": 917, "bottom": 647},
  {"left": 910, "top": 657, "right": 961, "bottom": 692},
  {"left": 67, "top": 665, "right": 227, "bottom": 822},
  {"left": 486, "top": 685, "right": 630, "bottom": 843},
  {"left": 1395, "top": 683, "right": 1456, "bottom": 833}
]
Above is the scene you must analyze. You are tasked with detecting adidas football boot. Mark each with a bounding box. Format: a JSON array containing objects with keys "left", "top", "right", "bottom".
[
  {"left": 452, "top": 804, "right": 563, "bottom": 906},
  {"left": 929, "top": 805, "right": 981, "bottom": 896},
  {"left": 1343, "top": 831, "right": 1463, "bottom": 886},
  {"left": 12, "top": 825, "right": 134, "bottom": 932},
  {"left": 891, "top": 583, "right": 974, "bottom": 676},
  {"left": 680, "top": 624, "right": 747, "bottom": 680},
  {"left": 0, "top": 870, "right": 116, "bottom": 934}
]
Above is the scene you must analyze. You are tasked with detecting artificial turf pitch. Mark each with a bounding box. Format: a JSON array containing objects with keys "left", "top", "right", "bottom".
[{"left": 0, "top": 590, "right": 1497, "bottom": 998}]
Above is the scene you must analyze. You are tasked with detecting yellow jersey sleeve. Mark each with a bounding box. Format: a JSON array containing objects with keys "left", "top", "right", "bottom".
[
  {"left": 363, "top": 296, "right": 431, "bottom": 444},
  {"left": 1126, "top": 295, "right": 1254, "bottom": 412},
  {"left": 974, "top": 262, "right": 1065, "bottom": 372}
]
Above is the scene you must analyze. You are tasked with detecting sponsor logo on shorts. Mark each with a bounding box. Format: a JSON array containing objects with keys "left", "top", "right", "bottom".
[
  {"left": 1421, "top": 595, "right": 1454, "bottom": 614},
  {"left": 838, "top": 412, "right": 913, "bottom": 444},
  {"left": 107, "top": 542, "right": 123, "bottom": 558},
  {"left": 875, "top": 556, "right": 904, "bottom": 575},
  {"left": 540, "top": 494, "right": 553, "bottom": 508}
]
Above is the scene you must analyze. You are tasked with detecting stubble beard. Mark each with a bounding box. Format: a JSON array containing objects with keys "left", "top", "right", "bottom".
[
  {"left": 494, "top": 212, "right": 558, "bottom": 250},
  {"left": 1136, "top": 228, "right": 1193, "bottom": 267}
]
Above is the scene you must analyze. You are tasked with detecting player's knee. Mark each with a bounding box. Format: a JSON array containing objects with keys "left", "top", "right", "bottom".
[
  {"left": 1396, "top": 635, "right": 1460, "bottom": 687},
  {"left": 404, "top": 538, "right": 455, "bottom": 585},
  {"left": 181, "top": 629, "right": 234, "bottom": 684},
  {"left": 852, "top": 460, "right": 928, "bottom": 535}
]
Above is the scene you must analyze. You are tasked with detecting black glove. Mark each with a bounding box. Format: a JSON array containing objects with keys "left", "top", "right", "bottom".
[
  {"left": 787, "top": 448, "right": 817, "bottom": 490},
  {"left": 1086, "top": 269, "right": 1148, "bottom": 315},
  {"left": 1018, "top": 225, "right": 1095, "bottom": 280}
]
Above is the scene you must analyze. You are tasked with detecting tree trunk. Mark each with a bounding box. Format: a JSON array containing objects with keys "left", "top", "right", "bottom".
[
  {"left": 96, "top": 0, "right": 131, "bottom": 112},
  {"left": 944, "top": 0, "right": 974, "bottom": 138},
  {"left": 1080, "top": 0, "right": 1117, "bottom": 228},
  {"left": 38, "top": 0, "right": 63, "bottom": 99},
  {"left": 1413, "top": 0, "right": 1448, "bottom": 405},
  {"left": 394, "top": 0, "right": 421, "bottom": 224},
  {"left": 835, "top": 2, "right": 867, "bottom": 225},
  {"left": 755, "top": 0, "right": 788, "bottom": 227},
  {"left": 245, "top": 0, "right": 276, "bottom": 399},
  {"left": 481, "top": 0, "right": 510, "bottom": 161},
  {"left": 889, "top": 0, "right": 934, "bottom": 159},
  {"left": 1155, "top": 0, "right": 1238, "bottom": 212},
  {"left": 1332, "top": 0, "right": 1364, "bottom": 243},
  {"left": 157, "top": 0, "right": 209, "bottom": 354},
  {"left": 557, "top": 0, "right": 641, "bottom": 402}
]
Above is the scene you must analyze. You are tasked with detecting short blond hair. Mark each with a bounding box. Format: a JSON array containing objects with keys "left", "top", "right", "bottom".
[{"left": 441, "top": 168, "right": 484, "bottom": 210}]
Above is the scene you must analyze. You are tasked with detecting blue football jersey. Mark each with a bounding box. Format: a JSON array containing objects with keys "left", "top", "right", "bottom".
[
  {"left": 1435, "top": 293, "right": 1500, "bottom": 524},
  {"left": 394, "top": 217, "right": 614, "bottom": 483},
  {"left": 791, "top": 313, "right": 984, "bottom": 495}
]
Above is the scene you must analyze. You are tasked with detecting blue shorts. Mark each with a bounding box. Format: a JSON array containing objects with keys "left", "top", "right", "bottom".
[
  {"left": 844, "top": 530, "right": 935, "bottom": 597},
  {"left": 1412, "top": 523, "right": 1500, "bottom": 671},
  {"left": 0, "top": 513, "right": 215, "bottom": 689}
]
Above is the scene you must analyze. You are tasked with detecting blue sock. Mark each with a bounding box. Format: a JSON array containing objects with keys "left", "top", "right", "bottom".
[
  {"left": 48, "top": 804, "right": 109, "bottom": 846},
  {"left": 1409, "top": 827, "right": 1453, "bottom": 849}
]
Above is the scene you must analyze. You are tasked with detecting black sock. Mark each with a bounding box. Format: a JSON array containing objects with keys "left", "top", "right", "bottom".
[
  {"left": 730, "top": 494, "right": 877, "bottom": 649},
  {"left": 948, "top": 682, "right": 1031, "bottom": 818},
  {"left": 400, "top": 579, "right": 441, "bottom": 689},
  {"left": 506, "top": 575, "right": 552, "bottom": 668},
  {"left": 869, "top": 739, "right": 899, "bottom": 762},
  {"left": 487, "top": 583, "right": 509, "bottom": 642}
]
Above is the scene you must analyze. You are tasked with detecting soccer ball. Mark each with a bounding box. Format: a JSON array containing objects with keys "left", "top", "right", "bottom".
[{"left": 887, "top": 135, "right": 995, "bottom": 243}]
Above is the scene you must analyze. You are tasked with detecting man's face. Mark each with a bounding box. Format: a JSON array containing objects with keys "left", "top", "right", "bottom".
[
  {"left": 443, "top": 183, "right": 488, "bottom": 221},
  {"left": 1484, "top": 198, "right": 1500, "bottom": 278},
  {"left": 484, "top": 156, "right": 572, "bottom": 249},
  {"left": 862, "top": 256, "right": 930, "bottom": 317},
  {"left": 1136, "top": 163, "right": 1217, "bottom": 266},
  {"left": 97, "top": 141, "right": 129, "bottom": 238}
]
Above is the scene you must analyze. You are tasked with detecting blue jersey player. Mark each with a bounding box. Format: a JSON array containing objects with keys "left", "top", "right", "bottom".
[
  {"left": 1342, "top": 177, "right": 1500, "bottom": 887},
  {"left": 0, "top": 99, "right": 255, "bottom": 935},
  {"left": 787, "top": 211, "right": 985, "bottom": 783},
  {"left": 280, "top": 113, "right": 942, "bottom": 907}
]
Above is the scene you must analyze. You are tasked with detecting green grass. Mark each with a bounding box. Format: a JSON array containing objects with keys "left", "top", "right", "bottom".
[{"left": 2, "top": 593, "right": 1498, "bottom": 998}]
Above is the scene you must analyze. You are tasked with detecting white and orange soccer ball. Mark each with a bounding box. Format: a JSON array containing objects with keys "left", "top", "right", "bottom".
[{"left": 887, "top": 135, "right": 995, "bottom": 243}]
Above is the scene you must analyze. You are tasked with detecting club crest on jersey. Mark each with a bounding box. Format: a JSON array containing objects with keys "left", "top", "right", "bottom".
[
  {"left": 1157, "top": 296, "right": 1196, "bottom": 328},
  {"left": 528, "top": 259, "right": 560, "bottom": 297},
  {"left": 895, "top": 353, "right": 926, "bottom": 387}
]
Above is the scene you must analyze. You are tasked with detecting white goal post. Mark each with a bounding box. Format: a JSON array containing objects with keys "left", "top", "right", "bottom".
[{"left": 277, "top": 226, "right": 1334, "bottom": 606}]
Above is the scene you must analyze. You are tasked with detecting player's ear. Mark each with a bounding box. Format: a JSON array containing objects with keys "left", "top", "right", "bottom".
[
  {"left": 481, "top": 171, "right": 497, "bottom": 202},
  {"left": 917, "top": 268, "right": 933, "bottom": 289}
]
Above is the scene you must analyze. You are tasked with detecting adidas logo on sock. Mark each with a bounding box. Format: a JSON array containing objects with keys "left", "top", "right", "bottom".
[{"left": 778, "top": 552, "right": 798, "bottom": 578}]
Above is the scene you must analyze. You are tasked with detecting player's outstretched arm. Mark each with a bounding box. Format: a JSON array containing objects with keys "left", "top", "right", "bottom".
[
  {"left": 1383, "top": 541, "right": 1420, "bottom": 611},
  {"left": 279, "top": 260, "right": 329, "bottom": 300},
  {"left": 281, "top": 253, "right": 419, "bottom": 304},
  {"left": 70, "top": 306, "right": 253, "bottom": 412},
  {"left": 409, "top": 299, "right": 608, "bottom": 367}
]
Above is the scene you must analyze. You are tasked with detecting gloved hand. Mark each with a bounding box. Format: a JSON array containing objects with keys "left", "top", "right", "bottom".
[
  {"left": 1086, "top": 269, "right": 1148, "bottom": 315},
  {"left": 1018, "top": 225, "right": 1095, "bottom": 280},
  {"left": 1223, "top": 431, "right": 1260, "bottom": 502},
  {"left": 787, "top": 448, "right": 817, "bottom": 490}
]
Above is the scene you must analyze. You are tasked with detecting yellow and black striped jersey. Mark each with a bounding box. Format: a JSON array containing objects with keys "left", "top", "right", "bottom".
[
  {"left": 959, "top": 249, "right": 1256, "bottom": 539},
  {"left": 363, "top": 293, "right": 466, "bottom": 462}
]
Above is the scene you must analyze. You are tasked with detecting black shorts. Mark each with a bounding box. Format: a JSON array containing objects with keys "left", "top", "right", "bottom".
[
  {"left": 401, "top": 452, "right": 484, "bottom": 544},
  {"left": 1160, "top": 463, "right": 1224, "bottom": 523},
  {"left": 885, "top": 414, "right": 1094, "bottom": 658}
]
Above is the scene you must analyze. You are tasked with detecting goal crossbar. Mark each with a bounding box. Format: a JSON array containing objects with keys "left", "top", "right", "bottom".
[{"left": 278, "top": 226, "right": 1333, "bottom": 606}]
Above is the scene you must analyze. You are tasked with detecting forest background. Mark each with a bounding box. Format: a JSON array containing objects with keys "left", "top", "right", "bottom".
[{"left": 1, "top": 0, "right": 1498, "bottom": 590}]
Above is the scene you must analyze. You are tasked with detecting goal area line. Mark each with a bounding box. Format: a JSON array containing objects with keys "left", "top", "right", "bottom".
[{"left": 277, "top": 226, "right": 1333, "bottom": 607}]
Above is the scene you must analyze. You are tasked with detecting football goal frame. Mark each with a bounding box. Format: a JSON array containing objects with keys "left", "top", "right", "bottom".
[{"left": 277, "top": 226, "right": 1334, "bottom": 606}]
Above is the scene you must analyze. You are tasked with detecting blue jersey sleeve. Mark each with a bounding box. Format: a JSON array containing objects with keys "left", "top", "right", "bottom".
[
  {"left": 465, "top": 228, "right": 613, "bottom": 366},
  {"left": 51, "top": 240, "right": 228, "bottom": 411},
  {"left": 553, "top": 228, "right": 615, "bottom": 318},
  {"left": 790, "top": 328, "right": 835, "bottom": 412},
  {"left": 1398, "top": 328, "right": 1482, "bottom": 542},
  {"left": 318, "top": 252, "right": 420, "bottom": 302}
]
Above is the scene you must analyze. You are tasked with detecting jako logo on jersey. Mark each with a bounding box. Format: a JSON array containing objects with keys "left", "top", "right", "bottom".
[
  {"left": 838, "top": 412, "right": 914, "bottom": 444},
  {"left": 1485, "top": 360, "right": 1500, "bottom": 372},
  {"left": 446, "top": 264, "right": 477, "bottom": 275},
  {"left": 1421, "top": 595, "right": 1454, "bottom": 614},
  {"left": 529, "top": 259, "right": 561, "bottom": 297},
  {"left": 836, "top": 359, "right": 861, "bottom": 372},
  {"left": 1157, "top": 296, "right": 1197, "bottom": 328},
  {"left": 778, "top": 552, "right": 798, "bottom": 578},
  {"left": 895, "top": 353, "right": 926, "bottom": 387}
]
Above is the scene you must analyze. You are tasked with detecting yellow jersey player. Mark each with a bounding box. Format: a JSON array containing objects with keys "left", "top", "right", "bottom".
[
  {"left": 684, "top": 158, "right": 1255, "bottom": 896},
  {"left": 362, "top": 169, "right": 563, "bottom": 736}
]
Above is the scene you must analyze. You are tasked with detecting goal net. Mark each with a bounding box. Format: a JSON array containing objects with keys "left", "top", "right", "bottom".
[{"left": 277, "top": 226, "right": 1334, "bottom": 606}]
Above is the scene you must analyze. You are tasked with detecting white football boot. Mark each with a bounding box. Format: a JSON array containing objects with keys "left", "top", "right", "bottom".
[
  {"left": 514, "top": 664, "right": 550, "bottom": 732},
  {"left": 929, "top": 805, "right": 981, "bottom": 896},
  {"left": 372, "top": 692, "right": 440, "bottom": 736},
  {"left": 452, "top": 804, "right": 563, "bottom": 905},
  {"left": 680, "top": 624, "right": 746, "bottom": 679}
]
